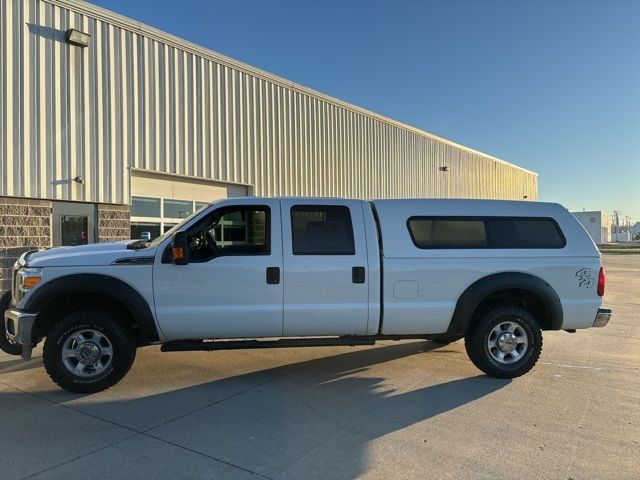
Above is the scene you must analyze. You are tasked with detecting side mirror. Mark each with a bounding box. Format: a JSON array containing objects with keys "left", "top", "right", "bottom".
[{"left": 172, "top": 231, "right": 189, "bottom": 265}]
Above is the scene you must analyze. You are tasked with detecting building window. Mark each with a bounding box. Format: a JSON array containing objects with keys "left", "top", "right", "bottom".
[
  {"left": 290, "top": 205, "right": 355, "bottom": 255},
  {"left": 130, "top": 197, "right": 210, "bottom": 240},
  {"left": 131, "top": 222, "right": 161, "bottom": 240},
  {"left": 164, "top": 199, "right": 193, "bottom": 219},
  {"left": 407, "top": 217, "right": 566, "bottom": 249},
  {"left": 131, "top": 197, "right": 161, "bottom": 217},
  {"left": 163, "top": 223, "right": 177, "bottom": 233}
]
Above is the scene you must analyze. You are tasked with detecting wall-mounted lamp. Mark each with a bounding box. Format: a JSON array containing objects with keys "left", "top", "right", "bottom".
[
  {"left": 51, "top": 176, "right": 84, "bottom": 186},
  {"left": 523, "top": 194, "right": 528, "bottom": 199},
  {"left": 439, "top": 166, "right": 449, "bottom": 172},
  {"left": 66, "top": 28, "right": 91, "bottom": 48}
]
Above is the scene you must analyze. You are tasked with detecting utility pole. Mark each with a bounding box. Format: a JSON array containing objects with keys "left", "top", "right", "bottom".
[{"left": 613, "top": 210, "right": 621, "bottom": 233}]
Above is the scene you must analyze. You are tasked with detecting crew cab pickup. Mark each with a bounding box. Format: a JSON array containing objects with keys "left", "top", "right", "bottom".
[{"left": 2, "top": 198, "right": 611, "bottom": 393}]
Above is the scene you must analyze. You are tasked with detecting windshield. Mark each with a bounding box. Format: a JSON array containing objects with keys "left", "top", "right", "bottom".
[{"left": 146, "top": 201, "right": 216, "bottom": 248}]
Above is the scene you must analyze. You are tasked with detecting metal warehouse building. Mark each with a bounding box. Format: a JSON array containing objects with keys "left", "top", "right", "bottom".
[{"left": 0, "top": 0, "right": 537, "bottom": 291}]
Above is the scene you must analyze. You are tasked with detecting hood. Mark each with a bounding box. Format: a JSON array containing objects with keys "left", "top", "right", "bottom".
[{"left": 24, "top": 241, "right": 158, "bottom": 267}]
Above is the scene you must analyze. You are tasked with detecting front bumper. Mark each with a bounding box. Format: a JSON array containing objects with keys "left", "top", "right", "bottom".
[
  {"left": 592, "top": 308, "right": 612, "bottom": 328},
  {"left": 4, "top": 309, "right": 37, "bottom": 360}
]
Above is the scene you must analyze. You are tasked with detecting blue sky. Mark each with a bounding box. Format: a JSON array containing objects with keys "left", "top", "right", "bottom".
[{"left": 93, "top": 0, "right": 640, "bottom": 222}]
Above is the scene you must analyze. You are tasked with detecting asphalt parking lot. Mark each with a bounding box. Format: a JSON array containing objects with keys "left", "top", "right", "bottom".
[{"left": 1, "top": 255, "right": 638, "bottom": 479}]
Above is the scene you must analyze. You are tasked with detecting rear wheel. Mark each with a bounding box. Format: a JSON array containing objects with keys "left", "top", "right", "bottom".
[
  {"left": 43, "top": 308, "right": 137, "bottom": 393},
  {"left": 465, "top": 306, "right": 542, "bottom": 378},
  {"left": 0, "top": 292, "right": 21, "bottom": 356}
]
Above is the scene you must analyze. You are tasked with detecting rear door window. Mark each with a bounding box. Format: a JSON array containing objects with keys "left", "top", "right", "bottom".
[{"left": 290, "top": 205, "right": 355, "bottom": 255}]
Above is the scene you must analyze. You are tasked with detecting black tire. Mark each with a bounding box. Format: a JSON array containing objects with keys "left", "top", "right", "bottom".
[
  {"left": 43, "top": 308, "right": 137, "bottom": 393},
  {"left": 428, "top": 334, "right": 463, "bottom": 345},
  {"left": 0, "top": 291, "right": 21, "bottom": 356},
  {"left": 465, "top": 306, "right": 542, "bottom": 379}
]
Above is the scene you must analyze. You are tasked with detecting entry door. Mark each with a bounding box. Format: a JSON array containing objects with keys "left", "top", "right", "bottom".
[
  {"left": 281, "top": 199, "right": 369, "bottom": 336},
  {"left": 52, "top": 202, "right": 96, "bottom": 246},
  {"left": 153, "top": 199, "right": 284, "bottom": 340}
]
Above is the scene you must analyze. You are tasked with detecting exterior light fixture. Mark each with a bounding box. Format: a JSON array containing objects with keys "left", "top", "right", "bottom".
[
  {"left": 439, "top": 166, "right": 449, "bottom": 172},
  {"left": 523, "top": 194, "right": 528, "bottom": 199},
  {"left": 66, "top": 28, "right": 90, "bottom": 48},
  {"left": 72, "top": 176, "right": 84, "bottom": 184}
]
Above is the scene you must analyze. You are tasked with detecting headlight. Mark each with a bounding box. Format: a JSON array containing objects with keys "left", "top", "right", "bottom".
[{"left": 14, "top": 268, "right": 43, "bottom": 304}]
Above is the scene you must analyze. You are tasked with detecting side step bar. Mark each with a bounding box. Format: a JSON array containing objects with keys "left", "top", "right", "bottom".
[{"left": 160, "top": 334, "right": 430, "bottom": 352}]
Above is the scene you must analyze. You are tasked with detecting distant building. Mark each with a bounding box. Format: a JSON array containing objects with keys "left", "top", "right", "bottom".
[
  {"left": 612, "top": 232, "right": 632, "bottom": 242},
  {"left": 571, "top": 211, "right": 612, "bottom": 245}
]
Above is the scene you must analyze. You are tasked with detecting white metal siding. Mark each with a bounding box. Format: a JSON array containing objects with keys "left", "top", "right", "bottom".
[{"left": 1, "top": 0, "right": 538, "bottom": 204}]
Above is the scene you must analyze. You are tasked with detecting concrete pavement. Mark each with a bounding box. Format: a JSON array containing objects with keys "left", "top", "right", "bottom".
[{"left": 1, "top": 255, "right": 638, "bottom": 479}]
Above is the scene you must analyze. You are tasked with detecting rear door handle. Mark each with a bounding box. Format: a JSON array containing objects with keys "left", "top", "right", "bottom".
[
  {"left": 352, "top": 266, "right": 365, "bottom": 284},
  {"left": 266, "top": 266, "right": 280, "bottom": 285}
]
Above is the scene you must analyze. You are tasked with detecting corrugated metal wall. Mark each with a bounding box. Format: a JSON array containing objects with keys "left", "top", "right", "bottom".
[{"left": 0, "top": 0, "right": 538, "bottom": 205}]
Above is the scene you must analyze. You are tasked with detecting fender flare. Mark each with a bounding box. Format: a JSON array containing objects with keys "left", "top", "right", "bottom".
[
  {"left": 23, "top": 274, "right": 159, "bottom": 344},
  {"left": 446, "top": 272, "right": 563, "bottom": 334}
]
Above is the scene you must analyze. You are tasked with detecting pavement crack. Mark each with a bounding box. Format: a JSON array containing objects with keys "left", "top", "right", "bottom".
[
  {"left": 143, "top": 363, "right": 307, "bottom": 434},
  {"left": 20, "top": 433, "right": 140, "bottom": 480},
  {"left": 0, "top": 374, "right": 285, "bottom": 480}
]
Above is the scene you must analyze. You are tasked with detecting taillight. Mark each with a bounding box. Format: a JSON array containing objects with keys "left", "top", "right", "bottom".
[{"left": 597, "top": 267, "right": 605, "bottom": 297}]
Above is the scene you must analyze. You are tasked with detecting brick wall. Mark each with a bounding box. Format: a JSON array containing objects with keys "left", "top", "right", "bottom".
[
  {"left": 0, "top": 197, "right": 52, "bottom": 295},
  {"left": 97, "top": 203, "right": 131, "bottom": 243}
]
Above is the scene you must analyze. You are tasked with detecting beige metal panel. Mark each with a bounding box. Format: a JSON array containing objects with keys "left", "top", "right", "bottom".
[
  {"left": 130, "top": 169, "right": 247, "bottom": 203},
  {"left": 1, "top": 0, "right": 538, "bottom": 206}
]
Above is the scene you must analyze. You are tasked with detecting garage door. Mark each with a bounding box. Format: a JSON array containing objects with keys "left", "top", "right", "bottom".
[{"left": 130, "top": 169, "right": 249, "bottom": 239}]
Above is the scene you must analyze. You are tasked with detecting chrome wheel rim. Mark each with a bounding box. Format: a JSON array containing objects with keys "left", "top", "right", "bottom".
[
  {"left": 62, "top": 329, "right": 113, "bottom": 377},
  {"left": 487, "top": 321, "right": 529, "bottom": 364}
]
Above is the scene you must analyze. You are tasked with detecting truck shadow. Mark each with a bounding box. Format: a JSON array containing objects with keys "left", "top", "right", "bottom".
[
  {"left": 40, "top": 341, "right": 510, "bottom": 478},
  {"left": 0, "top": 356, "right": 43, "bottom": 374}
]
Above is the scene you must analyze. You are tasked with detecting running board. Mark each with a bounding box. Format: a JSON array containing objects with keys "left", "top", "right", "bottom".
[
  {"left": 160, "top": 334, "right": 430, "bottom": 352},
  {"left": 161, "top": 336, "right": 377, "bottom": 352}
]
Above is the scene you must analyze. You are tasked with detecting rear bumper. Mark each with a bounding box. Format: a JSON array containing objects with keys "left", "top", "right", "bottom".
[
  {"left": 592, "top": 307, "right": 612, "bottom": 328},
  {"left": 4, "top": 309, "right": 37, "bottom": 360}
]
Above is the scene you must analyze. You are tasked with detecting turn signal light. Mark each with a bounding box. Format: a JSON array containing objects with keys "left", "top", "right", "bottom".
[
  {"left": 597, "top": 267, "right": 605, "bottom": 297},
  {"left": 172, "top": 247, "right": 185, "bottom": 261},
  {"left": 23, "top": 276, "right": 41, "bottom": 288}
]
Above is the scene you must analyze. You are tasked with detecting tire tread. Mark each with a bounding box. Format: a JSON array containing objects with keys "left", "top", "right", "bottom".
[
  {"left": 465, "top": 306, "right": 543, "bottom": 379},
  {"left": 43, "top": 308, "right": 136, "bottom": 393}
]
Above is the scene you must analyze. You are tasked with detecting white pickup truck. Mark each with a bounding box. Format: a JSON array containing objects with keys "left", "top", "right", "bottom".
[{"left": 3, "top": 198, "right": 611, "bottom": 393}]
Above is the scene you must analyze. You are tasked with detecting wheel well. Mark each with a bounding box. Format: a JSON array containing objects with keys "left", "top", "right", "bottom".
[
  {"left": 471, "top": 289, "right": 554, "bottom": 330},
  {"left": 33, "top": 293, "right": 141, "bottom": 344}
]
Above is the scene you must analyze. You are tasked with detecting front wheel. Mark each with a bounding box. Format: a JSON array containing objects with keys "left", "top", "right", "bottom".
[
  {"left": 43, "top": 309, "right": 137, "bottom": 393},
  {"left": 465, "top": 306, "right": 542, "bottom": 378}
]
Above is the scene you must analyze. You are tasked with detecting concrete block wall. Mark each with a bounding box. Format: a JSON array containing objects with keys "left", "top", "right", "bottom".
[
  {"left": 97, "top": 204, "right": 131, "bottom": 243},
  {"left": 0, "top": 198, "right": 131, "bottom": 297},
  {"left": 0, "top": 197, "right": 52, "bottom": 294}
]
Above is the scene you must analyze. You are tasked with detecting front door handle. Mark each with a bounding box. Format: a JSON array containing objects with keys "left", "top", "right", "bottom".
[
  {"left": 266, "top": 266, "right": 280, "bottom": 285},
  {"left": 352, "top": 266, "right": 365, "bottom": 284}
]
